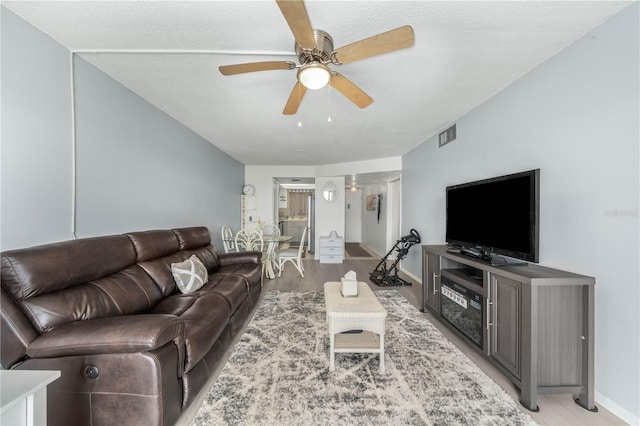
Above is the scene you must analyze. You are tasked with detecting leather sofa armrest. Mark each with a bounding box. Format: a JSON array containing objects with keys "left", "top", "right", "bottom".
[
  {"left": 219, "top": 251, "right": 261, "bottom": 266},
  {"left": 26, "top": 314, "right": 184, "bottom": 360}
]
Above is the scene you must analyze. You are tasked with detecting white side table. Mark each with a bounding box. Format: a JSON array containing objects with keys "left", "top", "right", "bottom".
[
  {"left": 0, "top": 370, "right": 60, "bottom": 426},
  {"left": 324, "top": 282, "right": 387, "bottom": 372}
]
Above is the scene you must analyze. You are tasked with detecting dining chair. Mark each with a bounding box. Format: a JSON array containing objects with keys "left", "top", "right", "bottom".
[
  {"left": 261, "top": 223, "right": 281, "bottom": 276},
  {"left": 278, "top": 227, "right": 307, "bottom": 278},
  {"left": 262, "top": 223, "right": 280, "bottom": 236},
  {"left": 235, "top": 228, "right": 269, "bottom": 278},
  {"left": 221, "top": 225, "right": 236, "bottom": 253},
  {"left": 234, "top": 228, "right": 264, "bottom": 252}
]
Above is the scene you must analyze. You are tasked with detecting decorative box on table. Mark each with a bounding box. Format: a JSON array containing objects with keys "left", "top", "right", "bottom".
[{"left": 340, "top": 270, "right": 358, "bottom": 297}]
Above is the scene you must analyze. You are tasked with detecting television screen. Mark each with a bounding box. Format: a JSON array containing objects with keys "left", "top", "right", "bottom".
[{"left": 446, "top": 169, "right": 539, "bottom": 263}]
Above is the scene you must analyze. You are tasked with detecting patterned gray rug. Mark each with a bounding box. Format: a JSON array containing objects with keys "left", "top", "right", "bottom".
[{"left": 192, "top": 290, "right": 536, "bottom": 426}]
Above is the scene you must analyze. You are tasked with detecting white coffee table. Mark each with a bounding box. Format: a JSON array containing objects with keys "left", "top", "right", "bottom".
[{"left": 324, "top": 281, "right": 387, "bottom": 372}]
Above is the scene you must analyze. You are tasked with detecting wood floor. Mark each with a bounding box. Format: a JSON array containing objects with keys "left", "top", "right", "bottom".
[{"left": 178, "top": 255, "right": 626, "bottom": 426}]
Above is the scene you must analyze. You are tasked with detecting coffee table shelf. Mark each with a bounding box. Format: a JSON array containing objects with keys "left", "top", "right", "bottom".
[
  {"left": 334, "top": 331, "right": 382, "bottom": 352},
  {"left": 324, "top": 282, "right": 387, "bottom": 372}
]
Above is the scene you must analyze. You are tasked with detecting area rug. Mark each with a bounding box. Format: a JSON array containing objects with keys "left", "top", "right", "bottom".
[
  {"left": 192, "top": 291, "right": 535, "bottom": 426},
  {"left": 344, "top": 243, "right": 373, "bottom": 258}
]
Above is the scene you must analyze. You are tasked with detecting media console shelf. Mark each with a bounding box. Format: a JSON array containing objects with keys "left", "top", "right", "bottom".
[{"left": 422, "top": 245, "right": 596, "bottom": 412}]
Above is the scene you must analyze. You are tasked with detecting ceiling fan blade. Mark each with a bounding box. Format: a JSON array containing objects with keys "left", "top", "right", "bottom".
[
  {"left": 283, "top": 81, "right": 308, "bottom": 115},
  {"left": 219, "top": 61, "right": 296, "bottom": 75},
  {"left": 276, "top": 0, "right": 316, "bottom": 50},
  {"left": 330, "top": 73, "right": 373, "bottom": 109},
  {"left": 332, "top": 25, "right": 414, "bottom": 65}
]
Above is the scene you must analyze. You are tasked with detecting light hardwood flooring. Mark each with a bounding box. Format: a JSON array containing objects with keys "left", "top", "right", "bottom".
[{"left": 177, "top": 255, "right": 626, "bottom": 426}]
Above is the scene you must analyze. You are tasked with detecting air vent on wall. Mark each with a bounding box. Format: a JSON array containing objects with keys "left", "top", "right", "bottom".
[{"left": 439, "top": 124, "right": 457, "bottom": 147}]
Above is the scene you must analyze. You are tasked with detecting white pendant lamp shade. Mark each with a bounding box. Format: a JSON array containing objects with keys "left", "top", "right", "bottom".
[{"left": 298, "top": 62, "right": 331, "bottom": 90}]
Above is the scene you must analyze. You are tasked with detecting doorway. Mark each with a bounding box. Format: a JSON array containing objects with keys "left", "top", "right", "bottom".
[{"left": 388, "top": 178, "right": 401, "bottom": 259}]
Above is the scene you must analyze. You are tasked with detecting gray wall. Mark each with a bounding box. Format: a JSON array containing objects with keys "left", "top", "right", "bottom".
[
  {"left": 403, "top": 4, "right": 639, "bottom": 421},
  {"left": 1, "top": 7, "right": 244, "bottom": 251},
  {"left": 1, "top": 7, "right": 74, "bottom": 249}
]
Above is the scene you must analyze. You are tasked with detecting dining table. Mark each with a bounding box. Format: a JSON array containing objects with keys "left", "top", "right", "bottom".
[{"left": 224, "top": 233, "right": 293, "bottom": 279}]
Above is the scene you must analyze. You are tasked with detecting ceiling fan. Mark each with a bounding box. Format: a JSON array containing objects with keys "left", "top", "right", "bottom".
[{"left": 219, "top": 0, "right": 414, "bottom": 115}]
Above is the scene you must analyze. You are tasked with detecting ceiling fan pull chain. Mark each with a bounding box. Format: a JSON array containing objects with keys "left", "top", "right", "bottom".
[{"left": 327, "top": 84, "right": 332, "bottom": 123}]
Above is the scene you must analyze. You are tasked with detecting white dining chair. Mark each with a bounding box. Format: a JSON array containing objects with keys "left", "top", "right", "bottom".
[
  {"left": 221, "top": 225, "right": 236, "bottom": 253},
  {"left": 262, "top": 223, "right": 280, "bottom": 237},
  {"left": 261, "top": 223, "right": 281, "bottom": 276},
  {"left": 278, "top": 227, "right": 306, "bottom": 278},
  {"left": 235, "top": 228, "right": 270, "bottom": 278},
  {"left": 234, "top": 228, "right": 264, "bottom": 252}
]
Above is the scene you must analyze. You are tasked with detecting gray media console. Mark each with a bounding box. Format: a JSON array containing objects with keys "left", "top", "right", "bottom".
[{"left": 421, "top": 245, "right": 595, "bottom": 412}]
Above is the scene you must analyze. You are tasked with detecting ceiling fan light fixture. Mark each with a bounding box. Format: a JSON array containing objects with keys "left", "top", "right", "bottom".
[{"left": 298, "top": 62, "right": 331, "bottom": 90}]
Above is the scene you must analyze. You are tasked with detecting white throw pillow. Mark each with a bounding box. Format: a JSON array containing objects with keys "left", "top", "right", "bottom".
[{"left": 171, "top": 255, "right": 208, "bottom": 293}]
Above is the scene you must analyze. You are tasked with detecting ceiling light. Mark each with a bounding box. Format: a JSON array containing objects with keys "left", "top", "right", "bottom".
[{"left": 298, "top": 62, "right": 331, "bottom": 90}]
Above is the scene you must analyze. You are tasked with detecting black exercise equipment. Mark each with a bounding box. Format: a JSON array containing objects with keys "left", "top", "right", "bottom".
[{"left": 370, "top": 229, "right": 421, "bottom": 287}]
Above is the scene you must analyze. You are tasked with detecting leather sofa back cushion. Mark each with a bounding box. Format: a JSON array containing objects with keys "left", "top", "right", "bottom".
[
  {"left": 172, "top": 227, "right": 211, "bottom": 250},
  {"left": 137, "top": 252, "right": 188, "bottom": 297},
  {"left": 1, "top": 235, "right": 136, "bottom": 300},
  {"left": 173, "top": 227, "right": 220, "bottom": 270},
  {"left": 126, "top": 230, "right": 180, "bottom": 262},
  {"left": 184, "top": 245, "right": 220, "bottom": 272},
  {"left": 20, "top": 265, "right": 164, "bottom": 333}
]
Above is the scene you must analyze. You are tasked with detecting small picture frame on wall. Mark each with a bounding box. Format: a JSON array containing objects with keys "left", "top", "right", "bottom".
[{"left": 366, "top": 194, "right": 377, "bottom": 211}]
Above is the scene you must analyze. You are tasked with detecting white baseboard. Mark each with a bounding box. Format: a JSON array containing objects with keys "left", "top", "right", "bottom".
[
  {"left": 400, "top": 266, "right": 422, "bottom": 285},
  {"left": 595, "top": 391, "right": 639, "bottom": 425}
]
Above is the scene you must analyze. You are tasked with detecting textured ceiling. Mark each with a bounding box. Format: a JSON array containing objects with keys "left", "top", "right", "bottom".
[{"left": 3, "top": 1, "right": 633, "bottom": 167}]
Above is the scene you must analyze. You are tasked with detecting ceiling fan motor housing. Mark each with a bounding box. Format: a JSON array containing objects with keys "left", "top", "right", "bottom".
[{"left": 296, "top": 29, "right": 334, "bottom": 64}]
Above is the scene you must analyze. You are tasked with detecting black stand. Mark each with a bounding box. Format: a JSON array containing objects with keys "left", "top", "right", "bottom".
[{"left": 370, "top": 229, "right": 421, "bottom": 287}]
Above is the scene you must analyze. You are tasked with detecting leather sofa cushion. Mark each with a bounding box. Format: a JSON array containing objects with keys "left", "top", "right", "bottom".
[
  {"left": 173, "top": 227, "right": 210, "bottom": 250},
  {"left": 20, "top": 265, "right": 164, "bottom": 333},
  {"left": 137, "top": 252, "right": 188, "bottom": 297},
  {"left": 219, "top": 251, "right": 261, "bottom": 266},
  {"left": 26, "top": 314, "right": 184, "bottom": 359},
  {"left": 1, "top": 234, "right": 135, "bottom": 300},
  {"left": 173, "top": 227, "right": 221, "bottom": 271},
  {"left": 203, "top": 275, "right": 250, "bottom": 314},
  {"left": 151, "top": 292, "right": 230, "bottom": 373},
  {"left": 209, "top": 263, "right": 262, "bottom": 291},
  {"left": 126, "top": 230, "right": 180, "bottom": 262},
  {"left": 184, "top": 245, "right": 220, "bottom": 272}
]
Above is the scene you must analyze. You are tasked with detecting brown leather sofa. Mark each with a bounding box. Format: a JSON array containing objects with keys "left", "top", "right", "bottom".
[{"left": 1, "top": 226, "right": 262, "bottom": 425}]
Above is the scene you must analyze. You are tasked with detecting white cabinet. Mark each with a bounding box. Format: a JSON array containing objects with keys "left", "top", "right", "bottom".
[
  {"left": 319, "top": 235, "right": 343, "bottom": 263},
  {"left": 241, "top": 195, "right": 257, "bottom": 229}
]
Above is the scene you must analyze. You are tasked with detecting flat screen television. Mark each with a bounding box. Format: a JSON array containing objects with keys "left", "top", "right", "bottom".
[{"left": 445, "top": 169, "right": 540, "bottom": 264}]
